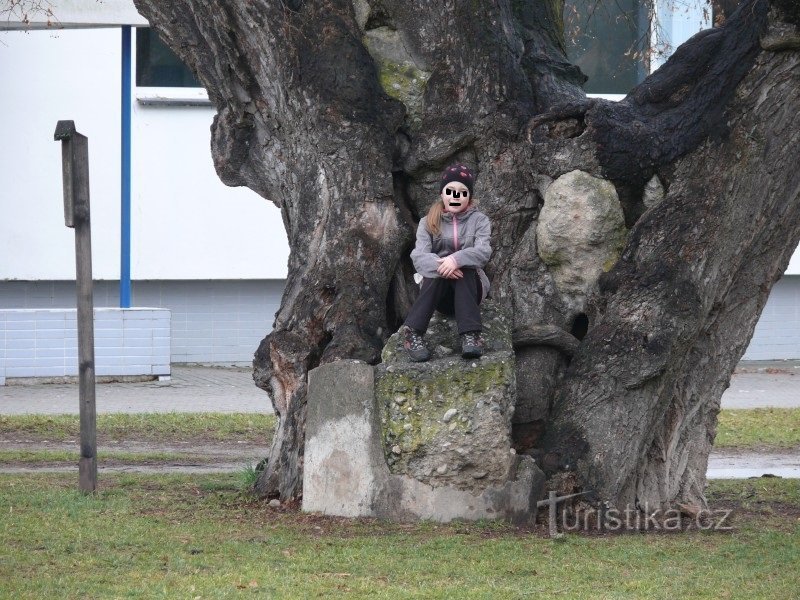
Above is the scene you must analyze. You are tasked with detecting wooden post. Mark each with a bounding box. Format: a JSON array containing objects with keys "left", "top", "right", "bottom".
[{"left": 54, "top": 120, "right": 97, "bottom": 493}]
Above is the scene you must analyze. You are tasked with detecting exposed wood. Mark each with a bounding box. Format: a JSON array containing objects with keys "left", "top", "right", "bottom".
[
  {"left": 55, "top": 121, "right": 97, "bottom": 493},
  {"left": 513, "top": 325, "right": 580, "bottom": 356}
]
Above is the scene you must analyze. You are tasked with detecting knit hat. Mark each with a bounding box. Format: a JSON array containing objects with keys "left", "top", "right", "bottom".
[{"left": 440, "top": 164, "right": 475, "bottom": 196}]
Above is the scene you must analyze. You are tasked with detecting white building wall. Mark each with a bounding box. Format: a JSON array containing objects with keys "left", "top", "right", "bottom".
[
  {"left": 130, "top": 100, "right": 289, "bottom": 279},
  {"left": 0, "top": 27, "right": 289, "bottom": 282},
  {"left": 1, "top": 28, "right": 122, "bottom": 280},
  {"left": 742, "top": 276, "right": 800, "bottom": 360},
  {"left": 787, "top": 251, "right": 800, "bottom": 274}
]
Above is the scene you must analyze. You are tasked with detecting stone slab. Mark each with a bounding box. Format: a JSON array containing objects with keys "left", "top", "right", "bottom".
[{"left": 302, "top": 359, "right": 545, "bottom": 523}]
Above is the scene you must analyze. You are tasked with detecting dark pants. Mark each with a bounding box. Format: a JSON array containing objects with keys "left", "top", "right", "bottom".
[{"left": 404, "top": 268, "right": 482, "bottom": 334}]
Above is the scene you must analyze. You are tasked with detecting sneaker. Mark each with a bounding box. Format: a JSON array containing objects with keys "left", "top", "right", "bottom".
[
  {"left": 461, "top": 331, "right": 484, "bottom": 358},
  {"left": 402, "top": 326, "right": 430, "bottom": 362}
]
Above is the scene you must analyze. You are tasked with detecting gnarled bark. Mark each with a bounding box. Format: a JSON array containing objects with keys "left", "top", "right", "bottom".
[
  {"left": 537, "top": 2, "right": 800, "bottom": 512},
  {"left": 133, "top": 0, "right": 800, "bottom": 513}
]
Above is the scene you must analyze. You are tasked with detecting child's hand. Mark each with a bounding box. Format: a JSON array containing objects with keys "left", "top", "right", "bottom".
[
  {"left": 436, "top": 256, "right": 459, "bottom": 278},
  {"left": 448, "top": 268, "right": 464, "bottom": 280}
]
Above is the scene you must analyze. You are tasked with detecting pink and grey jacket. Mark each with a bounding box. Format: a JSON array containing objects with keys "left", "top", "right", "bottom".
[{"left": 410, "top": 206, "right": 492, "bottom": 301}]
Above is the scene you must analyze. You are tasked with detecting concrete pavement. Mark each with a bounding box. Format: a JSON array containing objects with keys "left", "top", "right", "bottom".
[
  {"left": 4, "top": 454, "right": 797, "bottom": 478},
  {"left": 0, "top": 365, "right": 273, "bottom": 415},
  {"left": 707, "top": 450, "right": 800, "bottom": 479},
  {"left": 722, "top": 361, "right": 800, "bottom": 409},
  {"left": 1, "top": 361, "right": 798, "bottom": 415}
]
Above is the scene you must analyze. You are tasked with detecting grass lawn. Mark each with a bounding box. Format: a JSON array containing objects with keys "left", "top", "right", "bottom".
[
  {"left": 1, "top": 408, "right": 798, "bottom": 453},
  {"left": 0, "top": 474, "right": 798, "bottom": 599},
  {"left": 0, "top": 413, "right": 276, "bottom": 444},
  {"left": 0, "top": 449, "right": 228, "bottom": 466},
  {"left": 715, "top": 408, "right": 800, "bottom": 450}
]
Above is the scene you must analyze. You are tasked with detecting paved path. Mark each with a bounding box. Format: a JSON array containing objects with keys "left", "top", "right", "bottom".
[
  {"left": 707, "top": 450, "right": 800, "bottom": 479},
  {"left": 721, "top": 362, "right": 800, "bottom": 408},
  {"left": 1, "top": 450, "right": 797, "bottom": 478},
  {"left": 4, "top": 361, "right": 798, "bottom": 415},
  {"left": 0, "top": 365, "right": 273, "bottom": 415}
]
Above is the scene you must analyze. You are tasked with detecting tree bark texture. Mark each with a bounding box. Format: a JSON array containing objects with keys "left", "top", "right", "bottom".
[{"left": 133, "top": 0, "right": 800, "bottom": 512}]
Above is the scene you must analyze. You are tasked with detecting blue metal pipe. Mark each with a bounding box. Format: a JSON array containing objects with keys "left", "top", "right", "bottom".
[{"left": 120, "top": 26, "right": 132, "bottom": 308}]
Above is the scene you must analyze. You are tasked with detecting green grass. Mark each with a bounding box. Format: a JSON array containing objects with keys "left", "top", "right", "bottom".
[
  {"left": 0, "top": 474, "right": 798, "bottom": 599},
  {"left": 0, "top": 450, "right": 227, "bottom": 465},
  {"left": 715, "top": 408, "right": 800, "bottom": 450},
  {"left": 3, "top": 409, "right": 798, "bottom": 452},
  {"left": 237, "top": 462, "right": 262, "bottom": 489},
  {"left": 0, "top": 412, "right": 276, "bottom": 443},
  {"left": 706, "top": 477, "right": 800, "bottom": 507}
]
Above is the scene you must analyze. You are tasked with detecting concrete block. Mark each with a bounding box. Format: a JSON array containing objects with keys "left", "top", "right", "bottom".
[
  {"left": 95, "top": 365, "right": 118, "bottom": 377},
  {"left": 6, "top": 347, "right": 36, "bottom": 359},
  {"left": 34, "top": 329, "right": 65, "bottom": 340},
  {"left": 94, "top": 329, "right": 124, "bottom": 340},
  {"left": 3, "top": 310, "right": 34, "bottom": 321},
  {"left": 211, "top": 353, "right": 245, "bottom": 363},
  {"left": 95, "top": 355, "right": 127, "bottom": 367},
  {"left": 303, "top": 361, "right": 387, "bottom": 517},
  {"left": 124, "top": 365, "right": 152, "bottom": 376},
  {"left": 5, "top": 366, "right": 36, "bottom": 378},
  {"left": 30, "top": 357, "right": 64, "bottom": 368},
  {"left": 4, "top": 358, "right": 36, "bottom": 368},
  {"left": 94, "top": 311, "right": 123, "bottom": 323},
  {"left": 122, "top": 355, "right": 153, "bottom": 365},
  {"left": 95, "top": 346, "right": 124, "bottom": 357},
  {"left": 152, "top": 364, "right": 171, "bottom": 376},
  {"left": 33, "top": 311, "right": 66, "bottom": 322},
  {"left": 34, "top": 348, "right": 65, "bottom": 359},
  {"left": 5, "top": 320, "right": 36, "bottom": 331},
  {"left": 6, "top": 330, "right": 35, "bottom": 341},
  {"left": 302, "top": 359, "right": 545, "bottom": 524},
  {"left": 182, "top": 347, "right": 214, "bottom": 359},
  {"left": 122, "top": 328, "right": 154, "bottom": 340},
  {"left": 5, "top": 338, "right": 34, "bottom": 350},
  {"left": 372, "top": 455, "right": 545, "bottom": 525},
  {"left": 152, "top": 336, "right": 170, "bottom": 348},
  {"left": 181, "top": 329, "right": 213, "bottom": 340},
  {"left": 34, "top": 366, "right": 68, "bottom": 377}
]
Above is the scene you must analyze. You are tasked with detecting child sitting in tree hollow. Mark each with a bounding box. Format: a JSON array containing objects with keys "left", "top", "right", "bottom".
[{"left": 402, "top": 164, "right": 492, "bottom": 362}]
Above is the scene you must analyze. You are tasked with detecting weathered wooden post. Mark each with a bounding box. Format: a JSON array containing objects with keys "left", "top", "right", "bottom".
[{"left": 54, "top": 120, "right": 97, "bottom": 493}]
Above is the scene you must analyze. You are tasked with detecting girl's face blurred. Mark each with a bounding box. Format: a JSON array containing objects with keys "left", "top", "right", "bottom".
[{"left": 441, "top": 182, "right": 470, "bottom": 214}]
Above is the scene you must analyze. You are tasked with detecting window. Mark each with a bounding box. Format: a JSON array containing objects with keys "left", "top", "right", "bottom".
[
  {"left": 564, "top": 0, "right": 649, "bottom": 95},
  {"left": 136, "top": 27, "right": 201, "bottom": 88}
]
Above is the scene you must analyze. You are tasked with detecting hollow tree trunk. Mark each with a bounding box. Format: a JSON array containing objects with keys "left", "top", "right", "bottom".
[{"left": 133, "top": 0, "right": 800, "bottom": 511}]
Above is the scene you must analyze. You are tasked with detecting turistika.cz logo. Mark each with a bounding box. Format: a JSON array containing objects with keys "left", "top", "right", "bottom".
[{"left": 536, "top": 490, "right": 734, "bottom": 537}]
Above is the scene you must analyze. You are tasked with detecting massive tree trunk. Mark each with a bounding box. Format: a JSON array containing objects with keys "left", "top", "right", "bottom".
[{"left": 133, "top": 0, "right": 800, "bottom": 513}]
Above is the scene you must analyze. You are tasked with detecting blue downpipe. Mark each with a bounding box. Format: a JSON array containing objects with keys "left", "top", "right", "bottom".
[{"left": 120, "top": 26, "right": 132, "bottom": 308}]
